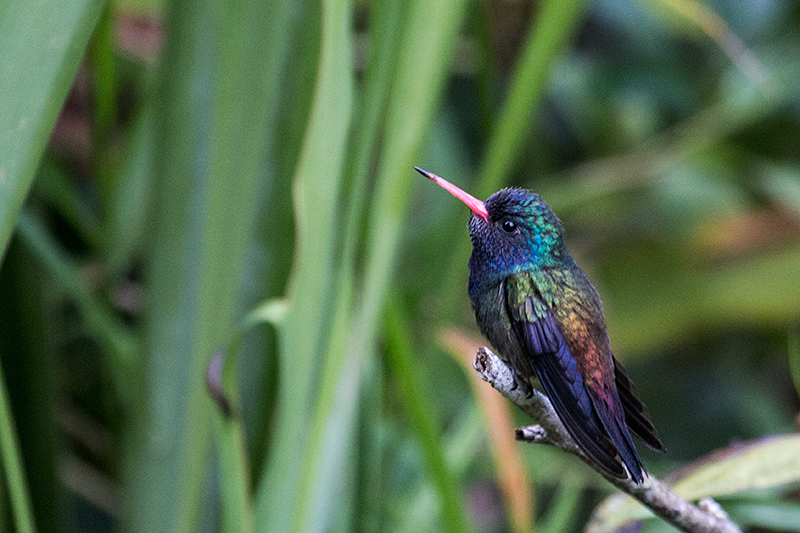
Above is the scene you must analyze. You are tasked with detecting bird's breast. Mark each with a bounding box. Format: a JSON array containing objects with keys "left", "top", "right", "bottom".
[{"left": 469, "top": 271, "right": 532, "bottom": 376}]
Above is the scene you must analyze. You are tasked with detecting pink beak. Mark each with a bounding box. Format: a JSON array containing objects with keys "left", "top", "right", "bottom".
[{"left": 415, "top": 167, "right": 489, "bottom": 222}]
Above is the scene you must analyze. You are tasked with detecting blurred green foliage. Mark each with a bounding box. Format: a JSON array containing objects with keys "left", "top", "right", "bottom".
[{"left": 1, "top": 0, "right": 799, "bottom": 531}]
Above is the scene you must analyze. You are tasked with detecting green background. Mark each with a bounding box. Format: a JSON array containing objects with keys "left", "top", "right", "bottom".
[{"left": 1, "top": 0, "right": 799, "bottom": 531}]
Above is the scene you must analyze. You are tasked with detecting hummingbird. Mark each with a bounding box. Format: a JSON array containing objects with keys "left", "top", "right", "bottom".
[{"left": 417, "top": 166, "right": 664, "bottom": 483}]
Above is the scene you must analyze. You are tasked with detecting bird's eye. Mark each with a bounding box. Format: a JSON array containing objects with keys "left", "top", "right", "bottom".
[{"left": 501, "top": 219, "right": 517, "bottom": 233}]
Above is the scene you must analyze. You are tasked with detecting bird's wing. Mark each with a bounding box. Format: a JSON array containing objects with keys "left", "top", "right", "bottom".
[
  {"left": 502, "top": 277, "right": 627, "bottom": 479},
  {"left": 613, "top": 355, "right": 666, "bottom": 452}
]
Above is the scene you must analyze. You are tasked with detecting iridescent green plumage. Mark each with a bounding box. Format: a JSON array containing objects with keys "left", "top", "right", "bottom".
[{"left": 418, "top": 167, "right": 664, "bottom": 483}]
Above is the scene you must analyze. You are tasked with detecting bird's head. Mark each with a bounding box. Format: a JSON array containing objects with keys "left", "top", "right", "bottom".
[{"left": 416, "top": 167, "right": 568, "bottom": 275}]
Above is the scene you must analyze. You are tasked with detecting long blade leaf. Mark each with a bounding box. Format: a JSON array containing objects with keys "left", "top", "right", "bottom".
[
  {"left": 0, "top": 0, "right": 104, "bottom": 262},
  {"left": 253, "top": 0, "right": 354, "bottom": 528},
  {"left": 122, "top": 0, "right": 294, "bottom": 528}
]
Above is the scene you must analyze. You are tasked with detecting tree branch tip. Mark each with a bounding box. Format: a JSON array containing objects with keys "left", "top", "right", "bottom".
[
  {"left": 698, "top": 498, "right": 732, "bottom": 522},
  {"left": 473, "top": 346, "right": 491, "bottom": 373},
  {"left": 515, "top": 424, "right": 548, "bottom": 443}
]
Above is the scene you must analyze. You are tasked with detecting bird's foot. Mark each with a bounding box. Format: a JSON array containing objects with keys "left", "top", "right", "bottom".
[
  {"left": 509, "top": 367, "right": 534, "bottom": 399},
  {"left": 522, "top": 381, "right": 534, "bottom": 399}
]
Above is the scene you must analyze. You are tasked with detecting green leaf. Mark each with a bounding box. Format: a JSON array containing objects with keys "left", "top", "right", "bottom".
[
  {"left": 604, "top": 243, "right": 800, "bottom": 355},
  {"left": 16, "top": 211, "right": 137, "bottom": 394},
  {"left": 35, "top": 158, "right": 102, "bottom": 250},
  {"left": 789, "top": 329, "right": 800, "bottom": 398},
  {"left": 385, "top": 303, "right": 472, "bottom": 533},
  {"left": 212, "top": 298, "right": 287, "bottom": 533},
  {"left": 761, "top": 163, "right": 800, "bottom": 215},
  {"left": 0, "top": 364, "right": 36, "bottom": 533},
  {"left": 255, "top": 0, "right": 473, "bottom": 529},
  {"left": 591, "top": 434, "right": 800, "bottom": 531},
  {"left": 210, "top": 300, "right": 288, "bottom": 533},
  {"left": 0, "top": 0, "right": 104, "bottom": 263},
  {"left": 728, "top": 502, "right": 800, "bottom": 531},
  {"left": 670, "top": 435, "right": 800, "bottom": 499},
  {"left": 104, "top": 101, "right": 157, "bottom": 276},
  {"left": 121, "top": 0, "right": 295, "bottom": 529},
  {"left": 252, "top": 0, "right": 354, "bottom": 529},
  {"left": 475, "top": 0, "right": 587, "bottom": 199},
  {"left": 0, "top": 241, "right": 59, "bottom": 533},
  {"left": 360, "top": 0, "right": 471, "bottom": 342},
  {"left": 538, "top": 479, "right": 584, "bottom": 533}
]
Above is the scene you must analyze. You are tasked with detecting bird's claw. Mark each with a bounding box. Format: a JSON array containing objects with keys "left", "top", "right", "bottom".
[
  {"left": 509, "top": 367, "right": 534, "bottom": 399},
  {"left": 523, "top": 383, "right": 534, "bottom": 399}
]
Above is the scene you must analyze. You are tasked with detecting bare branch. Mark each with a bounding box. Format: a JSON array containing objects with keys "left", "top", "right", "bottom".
[{"left": 473, "top": 346, "right": 741, "bottom": 533}]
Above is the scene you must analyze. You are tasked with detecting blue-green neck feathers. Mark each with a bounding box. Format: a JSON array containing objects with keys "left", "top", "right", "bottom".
[{"left": 468, "top": 188, "right": 569, "bottom": 289}]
